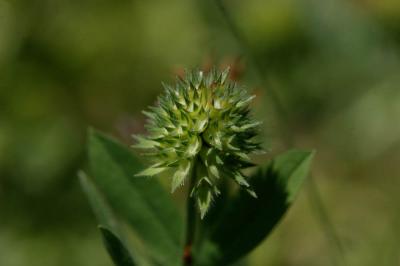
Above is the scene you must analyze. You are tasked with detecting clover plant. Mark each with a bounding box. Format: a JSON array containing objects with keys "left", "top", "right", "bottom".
[{"left": 80, "top": 68, "right": 314, "bottom": 266}]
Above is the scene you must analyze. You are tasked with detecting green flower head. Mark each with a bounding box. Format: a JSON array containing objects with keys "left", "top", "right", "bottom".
[{"left": 134, "top": 68, "right": 262, "bottom": 218}]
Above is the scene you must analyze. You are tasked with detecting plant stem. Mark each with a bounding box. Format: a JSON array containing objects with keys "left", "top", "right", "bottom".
[{"left": 183, "top": 162, "right": 198, "bottom": 266}]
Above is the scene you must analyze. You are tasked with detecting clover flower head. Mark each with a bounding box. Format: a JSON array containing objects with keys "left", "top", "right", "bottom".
[{"left": 134, "top": 68, "right": 262, "bottom": 218}]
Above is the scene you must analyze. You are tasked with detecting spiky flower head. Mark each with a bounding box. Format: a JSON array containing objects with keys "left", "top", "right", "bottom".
[{"left": 134, "top": 68, "right": 262, "bottom": 218}]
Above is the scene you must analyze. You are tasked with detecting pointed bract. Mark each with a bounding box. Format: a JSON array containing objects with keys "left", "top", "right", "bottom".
[{"left": 171, "top": 160, "right": 191, "bottom": 193}]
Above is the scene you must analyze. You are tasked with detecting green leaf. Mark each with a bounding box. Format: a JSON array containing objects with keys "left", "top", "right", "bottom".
[
  {"left": 79, "top": 171, "right": 141, "bottom": 265},
  {"left": 195, "top": 149, "right": 314, "bottom": 265},
  {"left": 79, "top": 171, "right": 118, "bottom": 230},
  {"left": 99, "top": 226, "right": 136, "bottom": 266},
  {"left": 88, "top": 129, "right": 184, "bottom": 266}
]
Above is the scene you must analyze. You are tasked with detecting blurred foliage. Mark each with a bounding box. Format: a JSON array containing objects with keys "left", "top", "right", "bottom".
[{"left": 0, "top": 0, "right": 400, "bottom": 265}]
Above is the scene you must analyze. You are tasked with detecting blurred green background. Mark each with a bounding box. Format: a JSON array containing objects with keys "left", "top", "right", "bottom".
[{"left": 1, "top": 0, "right": 400, "bottom": 265}]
